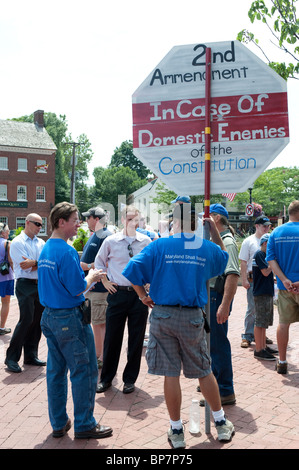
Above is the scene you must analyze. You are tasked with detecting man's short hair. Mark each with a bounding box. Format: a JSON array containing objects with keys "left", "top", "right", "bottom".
[
  {"left": 49, "top": 201, "right": 78, "bottom": 231},
  {"left": 288, "top": 200, "right": 299, "bottom": 217},
  {"left": 121, "top": 205, "right": 140, "bottom": 219}
]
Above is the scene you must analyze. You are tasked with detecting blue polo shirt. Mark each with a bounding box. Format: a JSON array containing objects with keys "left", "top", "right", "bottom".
[
  {"left": 38, "top": 239, "right": 87, "bottom": 308},
  {"left": 122, "top": 233, "right": 228, "bottom": 307}
]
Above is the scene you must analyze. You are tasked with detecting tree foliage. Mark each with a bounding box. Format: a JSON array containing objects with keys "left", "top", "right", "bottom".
[
  {"left": 233, "top": 166, "right": 299, "bottom": 216},
  {"left": 238, "top": 0, "right": 299, "bottom": 79},
  {"left": 92, "top": 165, "right": 147, "bottom": 214},
  {"left": 109, "top": 140, "right": 151, "bottom": 180},
  {"left": 150, "top": 181, "right": 224, "bottom": 213}
]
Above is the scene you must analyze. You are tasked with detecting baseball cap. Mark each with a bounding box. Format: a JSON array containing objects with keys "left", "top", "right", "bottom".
[
  {"left": 260, "top": 233, "right": 270, "bottom": 245},
  {"left": 254, "top": 215, "right": 271, "bottom": 226},
  {"left": 171, "top": 195, "right": 191, "bottom": 204},
  {"left": 82, "top": 206, "right": 106, "bottom": 219},
  {"left": 209, "top": 203, "right": 229, "bottom": 219}
]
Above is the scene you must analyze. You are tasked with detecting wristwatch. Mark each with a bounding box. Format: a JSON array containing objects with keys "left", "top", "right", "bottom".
[{"left": 87, "top": 264, "right": 92, "bottom": 269}]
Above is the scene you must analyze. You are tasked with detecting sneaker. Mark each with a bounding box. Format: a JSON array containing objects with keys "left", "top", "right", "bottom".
[
  {"left": 167, "top": 427, "right": 186, "bottom": 449},
  {"left": 241, "top": 339, "right": 251, "bottom": 348},
  {"left": 266, "top": 345, "right": 278, "bottom": 354},
  {"left": 254, "top": 349, "right": 276, "bottom": 361},
  {"left": 0, "top": 327, "right": 11, "bottom": 335},
  {"left": 275, "top": 361, "right": 288, "bottom": 374},
  {"left": 266, "top": 337, "right": 273, "bottom": 344},
  {"left": 215, "top": 418, "right": 235, "bottom": 442}
]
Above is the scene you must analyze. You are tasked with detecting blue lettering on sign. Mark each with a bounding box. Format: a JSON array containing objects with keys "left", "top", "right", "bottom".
[{"left": 159, "top": 156, "right": 256, "bottom": 175}]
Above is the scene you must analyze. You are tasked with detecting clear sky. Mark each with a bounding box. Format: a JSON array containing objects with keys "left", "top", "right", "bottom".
[{"left": 1, "top": 0, "right": 298, "bottom": 186}]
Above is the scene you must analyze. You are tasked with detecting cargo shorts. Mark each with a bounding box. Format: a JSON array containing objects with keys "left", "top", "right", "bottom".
[
  {"left": 85, "top": 291, "right": 108, "bottom": 325},
  {"left": 278, "top": 290, "right": 299, "bottom": 324},
  {"left": 254, "top": 295, "right": 273, "bottom": 328},
  {"left": 145, "top": 304, "right": 211, "bottom": 379}
]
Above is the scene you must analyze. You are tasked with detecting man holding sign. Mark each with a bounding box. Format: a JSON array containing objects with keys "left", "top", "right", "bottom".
[{"left": 122, "top": 204, "right": 235, "bottom": 448}]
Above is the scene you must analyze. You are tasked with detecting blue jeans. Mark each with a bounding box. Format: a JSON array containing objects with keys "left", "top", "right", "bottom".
[
  {"left": 40, "top": 306, "right": 98, "bottom": 433},
  {"left": 241, "top": 284, "right": 255, "bottom": 342},
  {"left": 210, "top": 290, "right": 234, "bottom": 397}
]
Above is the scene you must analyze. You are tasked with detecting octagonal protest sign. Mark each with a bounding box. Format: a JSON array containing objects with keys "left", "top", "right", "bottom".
[{"left": 132, "top": 40, "right": 289, "bottom": 195}]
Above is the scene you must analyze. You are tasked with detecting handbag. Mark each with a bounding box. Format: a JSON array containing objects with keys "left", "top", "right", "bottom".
[{"left": 0, "top": 241, "right": 10, "bottom": 276}]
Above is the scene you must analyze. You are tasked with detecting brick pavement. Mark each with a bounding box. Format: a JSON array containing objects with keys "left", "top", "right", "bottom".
[{"left": 0, "top": 286, "right": 298, "bottom": 450}]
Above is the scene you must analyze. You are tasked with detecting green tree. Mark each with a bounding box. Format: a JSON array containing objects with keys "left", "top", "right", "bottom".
[
  {"left": 109, "top": 140, "right": 151, "bottom": 180},
  {"left": 93, "top": 165, "right": 147, "bottom": 215},
  {"left": 233, "top": 166, "right": 299, "bottom": 216},
  {"left": 150, "top": 181, "right": 223, "bottom": 213},
  {"left": 238, "top": 0, "right": 299, "bottom": 80}
]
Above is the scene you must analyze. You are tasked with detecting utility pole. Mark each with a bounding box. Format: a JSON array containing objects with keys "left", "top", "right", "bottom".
[{"left": 65, "top": 142, "right": 83, "bottom": 204}]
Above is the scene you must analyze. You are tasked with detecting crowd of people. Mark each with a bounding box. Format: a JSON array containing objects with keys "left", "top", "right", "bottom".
[{"left": 0, "top": 198, "right": 298, "bottom": 448}]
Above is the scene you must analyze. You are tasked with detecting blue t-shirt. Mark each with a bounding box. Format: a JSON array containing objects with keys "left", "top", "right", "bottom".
[
  {"left": 266, "top": 222, "right": 299, "bottom": 290},
  {"left": 38, "top": 239, "right": 87, "bottom": 308},
  {"left": 252, "top": 249, "right": 274, "bottom": 296},
  {"left": 81, "top": 228, "right": 111, "bottom": 292},
  {"left": 122, "top": 233, "right": 228, "bottom": 307}
]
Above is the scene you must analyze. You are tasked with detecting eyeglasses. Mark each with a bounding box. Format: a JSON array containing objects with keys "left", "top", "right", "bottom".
[
  {"left": 28, "top": 220, "right": 43, "bottom": 228},
  {"left": 127, "top": 244, "right": 133, "bottom": 258}
]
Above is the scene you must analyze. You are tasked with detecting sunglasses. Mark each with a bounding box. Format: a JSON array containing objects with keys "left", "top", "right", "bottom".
[
  {"left": 28, "top": 220, "right": 43, "bottom": 228},
  {"left": 127, "top": 244, "right": 133, "bottom": 258}
]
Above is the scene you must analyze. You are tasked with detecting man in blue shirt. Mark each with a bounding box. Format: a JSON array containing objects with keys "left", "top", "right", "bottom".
[
  {"left": 267, "top": 200, "right": 299, "bottom": 374},
  {"left": 38, "top": 202, "right": 113, "bottom": 440},
  {"left": 201, "top": 204, "right": 240, "bottom": 406},
  {"left": 122, "top": 204, "right": 235, "bottom": 449}
]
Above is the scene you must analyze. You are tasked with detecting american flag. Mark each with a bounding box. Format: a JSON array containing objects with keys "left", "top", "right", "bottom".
[
  {"left": 35, "top": 163, "right": 48, "bottom": 172},
  {"left": 222, "top": 193, "right": 237, "bottom": 202}
]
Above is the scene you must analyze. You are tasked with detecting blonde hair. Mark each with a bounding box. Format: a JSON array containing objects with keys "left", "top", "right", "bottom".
[{"left": 288, "top": 200, "right": 299, "bottom": 218}]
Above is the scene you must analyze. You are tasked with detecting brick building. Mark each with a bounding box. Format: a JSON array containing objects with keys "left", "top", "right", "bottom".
[{"left": 0, "top": 110, "right": 56, "bottom": 239}]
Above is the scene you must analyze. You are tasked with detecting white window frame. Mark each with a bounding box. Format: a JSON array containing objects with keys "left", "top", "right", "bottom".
[
  {"left": 0, "top": 184, "right": 7, "bottom": 200},
  {"left": 16, "top": 217, "right": 26, "bottom": 230},
  {"left": 36, "top": 186, "right": 46, "bottom": 202},
  {"left": 0, "top": 157, "right": 8, "bottom": 171},
  {"left": 18, "top": 158, "right": 28, "bottom": 172},
  {"left": 0, "top": 216, "right": 8, "bottom": 226},
  {"left": 40, "top": 217, "right": 47, "bottom": 236},
  {"left": 17, "top": 185, "right": 27, "bottom": 201}
]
